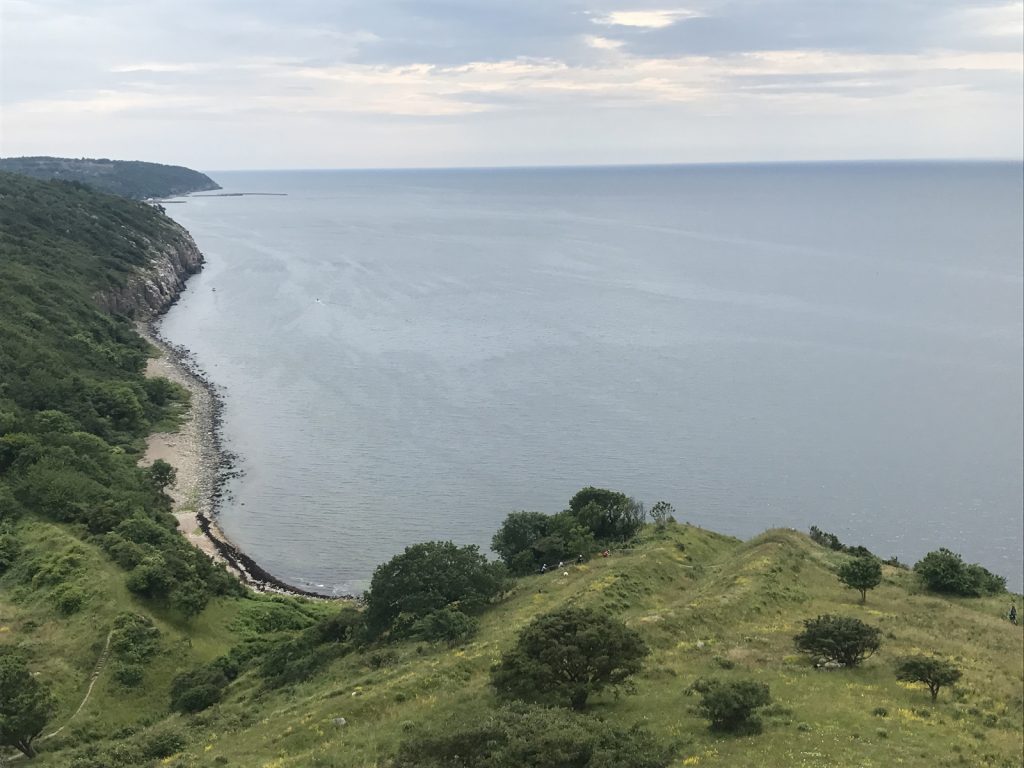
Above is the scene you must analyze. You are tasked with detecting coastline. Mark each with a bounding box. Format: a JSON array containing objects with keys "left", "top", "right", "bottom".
[{"left": 137, "top": 320, "right": 351, "bottom": 601}]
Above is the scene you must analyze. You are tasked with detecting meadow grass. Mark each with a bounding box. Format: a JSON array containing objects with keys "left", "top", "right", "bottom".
[{"left": 5, "top": 523, "right": 1021, "bottom": 767}]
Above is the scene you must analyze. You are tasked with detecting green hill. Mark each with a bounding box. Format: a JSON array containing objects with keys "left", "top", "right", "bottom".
[
  {"left": 0, "top": 156, "right": 219, "bottom": 199},
  {"left": 1, "top": 172, "right": 1021, "bottom": 768}
]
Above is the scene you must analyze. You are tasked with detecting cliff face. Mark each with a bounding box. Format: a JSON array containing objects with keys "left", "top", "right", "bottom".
[{"left": 95, "top": 221, "right": 205, "bottom": 319}]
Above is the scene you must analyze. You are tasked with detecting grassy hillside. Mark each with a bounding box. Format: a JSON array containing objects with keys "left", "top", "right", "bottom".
[
  {"left": 0, "top": 157, "right": 219, "bottom": 199},
  {"left": 5, "top": 524, "right": 1021, "bottom": 767}
]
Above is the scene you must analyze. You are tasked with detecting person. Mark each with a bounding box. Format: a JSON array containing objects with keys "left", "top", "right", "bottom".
[
  {"left": 1010, "top": 604, "right": 1018, "bottom": 625},
  {"left": 540, "top": 563, "right": 547, "bottom": 574},
  {"left": 557, "top": 560, "right": 564, "bottom": 569},
  {"left": 576, "top": 553, "right": 583, "bottom": 565},
  {"left": 601, "top": 549, "right": 610, "bottom": 558}
]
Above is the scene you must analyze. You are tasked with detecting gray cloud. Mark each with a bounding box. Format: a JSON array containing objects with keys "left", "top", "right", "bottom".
[{"left": 1, "top": 0, "right": 1020, "bottom": 167}]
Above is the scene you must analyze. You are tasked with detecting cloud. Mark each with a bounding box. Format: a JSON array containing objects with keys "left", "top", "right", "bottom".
[
  {"left": 1, "top": 0, "right": 1021, "bottom": 166},
  {"left": 592, "top": 9, "right": 703, "bottom": 29}
]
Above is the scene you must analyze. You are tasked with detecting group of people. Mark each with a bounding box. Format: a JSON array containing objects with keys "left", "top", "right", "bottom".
[
  {"left": 538, "top": 550, "right": 613, "bottom": 575},
  {"left": 539, "top": 554, "right": 584, "bottom": 574}
]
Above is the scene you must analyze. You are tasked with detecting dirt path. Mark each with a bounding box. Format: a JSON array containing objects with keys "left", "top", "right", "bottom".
[{"left": 41, "top": 629, "right": 113, "bottom": 741}]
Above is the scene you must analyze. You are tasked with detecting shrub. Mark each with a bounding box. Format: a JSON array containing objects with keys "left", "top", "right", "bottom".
[
  {"left": 111, "top": 662, "right": 144, "bottom": 688},
  {"left": 689, "top": 677, "right": 772, "bottom": 733},
  {"left": 491, "top": 606, "right": 649, "bottom": 710},
  {"left": 140, "top": 726, "right": 187, "bottom": 759},
  {"left": 914, "top": 549, "right": 1006, "bottom": 596},
  {"left": 52, "top": 584, "right": 87, "bottom": 615},
  {"left": 894, "top": 655, "right": 962, "bottom": 702},
  {"left": 411, "top": 606, "right": 479, "bottom": 646},
  {"left": 649, "top": 500, "right": 675, "bottom": 529},
  {"left": 170, "top": 665, "right": 230, "bottom": 713},
  {"left": 793, "top": 615, "right": 881, "bottom": 667},
  {"left": 395, "top": 705, "right": 671, "bottom": 768},
  {"left": 0, "top": 532, "right": 20, "bottom": 573},
  {"left": 364, "top": 541, "right": 507, "bottom": 638},
  {"left": 110, "top": 613, "right": 161, "bottom": 664}
]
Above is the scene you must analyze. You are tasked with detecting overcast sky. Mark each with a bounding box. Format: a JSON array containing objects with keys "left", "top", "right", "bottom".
[{"left": 1, "top": 0, "right": 1022, "bottom": 169}]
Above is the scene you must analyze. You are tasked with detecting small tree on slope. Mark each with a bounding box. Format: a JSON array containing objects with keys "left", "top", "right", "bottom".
[
  {"left": 491, "top": 606, "right": 649, "bottom": 710},
  {"left": 895, "top": 656, "right": 962, "bottom": 702},
  {"left": 837, "top": 555, "right": 882, "bottom": 604},
  {"left": 793, "top": 615, "right": 881, "bottom": 667}
]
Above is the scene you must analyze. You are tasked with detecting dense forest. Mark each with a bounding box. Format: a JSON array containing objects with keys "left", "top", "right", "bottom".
[
  {"left": 0, "top": 173, "right": 1020, "bottom": 767},
  {"left": 0, "top": 157, "right": 219, "bottom": 199}
]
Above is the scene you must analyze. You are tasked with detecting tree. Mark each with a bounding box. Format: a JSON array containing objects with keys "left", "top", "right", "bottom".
[
  {"left": 364, "top": 541, "right": 507, "bottom": 638},
  {"left": 0, "top": 650, "right": 56, "bottom": 758},
  {"left": 894, "top": 655, "right": 962, "bottom": 702},
  {"left": 689, "top": 678, "right": 772, "bottom": 733},
  {"left": 491, "top": 606, "right": 649, "bottom": 710},
  {"left": 147, "top": 459, "right": 176, "bottom": 491},
  {"left": 793, "top": 615, "right": 881, "bottom": 667},
  {"left": 491, "top": 511, "right": 553, "bottom": 574},
  {"left": 568, "top": 487, "right": 645, "bottom": 542},
  {"left": 649, "top": 500, "right": 675, "bottom": 529},
  {"left": 837, "top": 555, "right": 882, "bottom": 604},
  {"left": 914, "top": 548, "right": 1006, "bottom": 597}
]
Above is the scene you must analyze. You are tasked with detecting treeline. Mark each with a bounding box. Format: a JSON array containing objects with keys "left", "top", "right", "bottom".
[
  {"left": 0, "top": 157, "right": 220, "bottom": 199},
  {"left": 0, "top": 173, "right": 240, "bottom": 619}
]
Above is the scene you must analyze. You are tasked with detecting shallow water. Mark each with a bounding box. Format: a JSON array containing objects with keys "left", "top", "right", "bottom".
[{"left": 160, "top": 162, "right": 1024, "bottom": 593}]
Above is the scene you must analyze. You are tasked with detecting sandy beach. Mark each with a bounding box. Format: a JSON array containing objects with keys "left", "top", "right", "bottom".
[{"left": 137, "top": 322, "right": 236, "bottom": 570}]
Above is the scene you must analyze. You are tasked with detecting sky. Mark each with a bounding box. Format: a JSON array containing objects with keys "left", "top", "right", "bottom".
[{"left": 1, "top": 0, "right": 1022, "bottom": 170}]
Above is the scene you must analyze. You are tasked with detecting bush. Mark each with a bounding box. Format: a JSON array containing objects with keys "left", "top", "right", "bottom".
[
  {"left": 111, "top": 662, "right": 144, "bottom": 688},
  {"left": 52, "top": 584, "right": 87, "bottom": 615},
  {"left": 491, "top": 606, "right": 649, "bottom": 710},
  {"left": 411, "top": 606, "right": 479, "bottom": 646},
  {"left": 914, "top": 549, "right": 1006, "bottom": 596},
  {"left": 689, "top": 677, "right": 772, "bottom": 733},
  {"left": 364, "top": 541, "right": 507, "bottom": 638},
  {"left": 0, "top": 532, "right": 20, "bottom": 573},
  {"left": 492, "top": 510, "right": 596, "bottom": 575},
  {"left": 110, "top": 613, "right": 161, "bottom": 664},
  {"left": 169, "top": 665, "right": 230, "bottom": 713},
  {"left": 793, "top": 615, "right": 881, "bottom": 667},
  {"left": 395, "top": 705, "right": 671, "bottom": 768},
  {"left": 894, "top": 655, "right": 962, "bottom": 702},
  {"left": 140, "top": 726, "right": 187, "bottom": 759}
]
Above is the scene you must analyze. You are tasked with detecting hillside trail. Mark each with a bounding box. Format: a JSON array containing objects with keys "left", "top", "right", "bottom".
[
  {"left": 45, "top": 628, "right": 114, "bottom": 740},
  {"left": 4, "top": 628, "right": 112, "bottom": 763}
]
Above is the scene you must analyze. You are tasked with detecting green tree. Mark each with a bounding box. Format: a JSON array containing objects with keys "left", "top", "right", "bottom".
[
  {"left": 689, "top": 678, "right": 772, "bottom": 733},
  {"left": 491, "top": 511, "right": 552, "bottom": 574},
  {"left": 411, "top": 606, "right": 480, "bottom": 646},
  {"left": 491, "top": 606, "right": 649, "bottom": 710},
  {"left": 914, "top": 548, "right": 1006, "bottom": 596},
  {"left": 0, "top": 650, "right": 56, "bottom": 758},
  {"left": 894, "top": 655, "right": 962, "bottom": 702},
  {"left": 568, "top": 486, "right": 645, "bottom": 542},
  {"left": 837, "top": 555, "right": 882, "bottom": 603},
  {"left": 147, "top": 459, "right": 176, "bottom": 491},
  {"left": 365, "top": 541, "right": 507, "bottom": 638},
  {"left": 793, "top": 615, "right": 881, "bottom": 668},
  {"left": 649, "top": 500, "right": 675, "bottom": 529}
]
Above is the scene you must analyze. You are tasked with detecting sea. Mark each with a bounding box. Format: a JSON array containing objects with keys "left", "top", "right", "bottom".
[{"left": 159, "top": 162, "right": 1024, "bottom": 595}]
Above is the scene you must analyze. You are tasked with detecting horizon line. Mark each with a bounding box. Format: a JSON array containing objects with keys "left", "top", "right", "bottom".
[{"left": 201, "top": 156, "right": 1024, "bottom": 174}]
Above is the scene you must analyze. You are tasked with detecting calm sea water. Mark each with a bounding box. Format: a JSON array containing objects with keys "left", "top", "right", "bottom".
[{"left": 160, "top": 163, "right": 1024, "bottom": 594}]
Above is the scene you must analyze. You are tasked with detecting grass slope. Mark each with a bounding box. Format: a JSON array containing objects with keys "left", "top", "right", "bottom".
[{"left": 8, "top": 524, "right": 1020, "bottom": 768}]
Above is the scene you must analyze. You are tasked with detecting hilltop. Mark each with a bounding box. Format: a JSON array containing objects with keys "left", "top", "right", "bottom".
[
  {"left": 0, "top": 172, "right": 1021, "bottom": 768},
  {"left": 0, "top": 156, "right": 219, "bottom": 199}
]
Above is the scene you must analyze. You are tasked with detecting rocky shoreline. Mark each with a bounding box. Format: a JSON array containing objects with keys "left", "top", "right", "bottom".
[{"left": 133, "top": 222, "right": 354, "bottom": 601}]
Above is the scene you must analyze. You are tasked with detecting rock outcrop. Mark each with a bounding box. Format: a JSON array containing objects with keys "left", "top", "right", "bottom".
[{"left": 95, "top": 221, "right": 204, "bottom": 318}]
